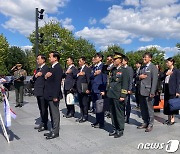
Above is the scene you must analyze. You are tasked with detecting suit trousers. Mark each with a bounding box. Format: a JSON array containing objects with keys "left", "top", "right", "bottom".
[
  {"left": 139, "top": 95, "right": 154, "bottom": 126},
  {"left": 64, "top": 90, "right": 75, "bottom": 115},
  {"left": 36, "top": 96, "right": 48, "bottom": 126},
  {"left": 125, "top": 94, "right": 131, "bottom": 120},
  {"left": 78, "top": 93, "right": 89, "bottom": 118},
  {"left": 45, "top": 99, "right": 60, "bottom": 135},
  {"left": 92, "top": 93, "right": 104, "bottom": 125},
  {"left": 109, "top": 98, "right": 125, "bottom": 133},
  {"left": 135, "top": 86, "right": 140, "bottom": 107},
  {"left": 15, "top": 84, "right": 24, "bottom": 105}
]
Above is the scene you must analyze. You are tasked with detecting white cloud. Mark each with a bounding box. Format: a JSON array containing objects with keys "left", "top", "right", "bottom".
[
  {"left": 101, "top": 3, "right": 180, "bottom": 40},
  {"left": 76, "top": 0, "right": 180, "bottom": 49},
  {"left": 75, "top": 27, "right": 132, "bottom": 46},
  {"left": 139, "top": 37, "right": 153, "bottom": 42},
  {"left": 60, "top": 18, "right": 75, "bottom": 31},
  {"left": 0, "top": 0, "right": 70, "bottom": 35},
  {"left": 123, "top": 0, "right": 140, "bottom": 7},
  {"left": 89, "top": 18, "right": 97, "bottom": 25},
  {"left": 20, "top": 45, "right": 33, "bottom": 51},
  {"left": 138, "top": 45, "right": 180, "bottom": 54}
]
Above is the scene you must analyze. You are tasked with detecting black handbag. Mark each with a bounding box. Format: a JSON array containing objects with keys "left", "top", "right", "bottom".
[{"left": 169, "top": 97, "right": 180, "bottom": 111}]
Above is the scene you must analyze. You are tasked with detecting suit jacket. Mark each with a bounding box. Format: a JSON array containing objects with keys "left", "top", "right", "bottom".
[
  {"left": 163, "top": 68, "right": 180, "bottom": 95},
  {"left": 107, "top": 66, "right": 129, "bottom": 99},
  {"left": 76, "top": 65, "right": 91, "bottom": 93},
  {"left": 90, "top": 63, "right": 107, "bottom": 94},
  {"left": 63, "top": 66, "right": 78, "bottom": 91},
  {"left": 139, "top": 63, "right": 158, "bottom": 96},
  {"left": 125, "top": 66, "right": 134, "bottom": 91},
  {"left": 44, "top": 63, "right": 63, "bottom": 100},
  {"left": 33, "top": 64, "right": 49, "bottom": 97}
]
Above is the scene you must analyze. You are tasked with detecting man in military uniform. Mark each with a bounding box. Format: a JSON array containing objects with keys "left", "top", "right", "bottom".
[
  {"left": 107, "top": 54, "right": 129, "bottom": 138},
  {"left": 11, "top": 63, "right": 27, "bottom": 107}
]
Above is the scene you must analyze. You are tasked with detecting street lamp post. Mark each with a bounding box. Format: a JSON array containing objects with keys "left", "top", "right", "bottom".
[
  {"left": 35, "top": 8, "right": 44, "bottom": 59},
  {"left": 35, "top": 8, "right": 39, "bottom": 58}
]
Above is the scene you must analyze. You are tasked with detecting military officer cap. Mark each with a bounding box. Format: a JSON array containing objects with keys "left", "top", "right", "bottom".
[
  {"left": 114, "top": 51, "right": 125, "bottom": 59},
  {"left": 113, "top": 54, "right": 122, "bottom": 60},
  {"left": 16, "top": 63, "right": 22, "bottom": 67}
]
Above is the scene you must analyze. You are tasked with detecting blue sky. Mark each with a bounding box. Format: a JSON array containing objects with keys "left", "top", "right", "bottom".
[{"left": 0, "top": 0, "right": 180, "bottom": 57}]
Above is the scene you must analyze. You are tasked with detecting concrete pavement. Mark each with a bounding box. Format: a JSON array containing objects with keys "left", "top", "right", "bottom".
[{"left": 0, "top": 91, "right": 179, "bottom": 154}]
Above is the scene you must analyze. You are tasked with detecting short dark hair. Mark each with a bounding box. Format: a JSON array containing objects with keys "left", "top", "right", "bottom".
[
  {"left": 95, "top": 53, "right": 103, "bottom": 60},
  {"left": 143, "top": 52, "right": 153, "bottom": 58},
  {"left": 107, "top": 54, "right": 113, "bottom": 58},
  {"left": 80, "top": 56, "right": 86, "bottom": 62},
  {"left": 51, "top": 52, "right": 60, "bottom": 61},
  {"left": 166, "top": 57, "right": 175, "bottom": 65},
  {"left": 38, "top": 54, "right": 46, "bottom": 62},
  {"left": 67, "top": 56, "right": 74, "bottom": 63},
  {"left": 123, "top": 56, "right": 129, "bottom": 62},
  {"left": 135, "top": 60, "right": 143, "bottom": 65}
]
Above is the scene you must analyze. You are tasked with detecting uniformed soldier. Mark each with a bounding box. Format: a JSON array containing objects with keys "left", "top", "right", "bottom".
[
  {"left": 11, "top": 63, "right": 27, "bottom": 107},
  {"left": 107, "top": 54, "right": 129, "bottom": 138}
]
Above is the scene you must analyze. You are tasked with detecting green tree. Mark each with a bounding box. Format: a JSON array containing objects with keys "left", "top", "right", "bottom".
[
  {"left": 173, "top": 53, "right": 180, "bottom": 68},
  {"left": 24, "top": 49, "right": 36, "bottom": 75},
  {"left": 0, "top": 34, "right": 9, "bottom": 75},
  {"left": 176, "top": 43, "right": 180, "bottom": 50},
  {"left": 126, "top": 47, "right": 165, "bottom": 69},
  {"left": 102, "top": 45, "right": 125, "bottom": 63},
  {"left": 29, "top": 21, "right": 96, "bottom": 68},
  {"left": 5, "top": 46, "right": 26, "bottom": 75}
]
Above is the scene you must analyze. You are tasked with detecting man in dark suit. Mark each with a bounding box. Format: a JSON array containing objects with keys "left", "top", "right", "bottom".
[
  {"left": 122, "top": 56, "right": 134, "bottom": 124},
  {"left": 137, "top": 52, "right": 158, "bottom": 132},
  {"left": 33, "top": 54, "right": 49, "bottom": 132},
  {"left": 43, "top": 52, "right": 63, "bottom": 139},
  {"left": 63, "top": 57, "right": 78, "bottom": 118},
  {"left": 76, "top": 57, "right": 91, "bottom": 122},
  {"left": 102, "top": 55, "right": 114, "bottom": 118},
  {"left": 90, "top": 53, "right": 107, "bottom": 129},
  {"left": 134, "top": 60, "right": 142, "bottom": 109}
]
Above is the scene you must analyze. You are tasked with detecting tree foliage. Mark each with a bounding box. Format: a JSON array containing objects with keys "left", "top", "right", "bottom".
[
  {"left": 0, "top": 34, "right": 9, "bottom": 75},
  {"left": 29, "top": 21, "right": 96, "bottom": 68}
]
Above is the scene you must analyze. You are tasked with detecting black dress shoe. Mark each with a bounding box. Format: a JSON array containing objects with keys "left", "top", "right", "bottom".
[
  {"left": 46, "top": 133, "right": 59, "bottom": 140},
  {"left": 15, "top": 104, "right": 20, "bottom": 107},
  {"left": 137, "top": 124, "right": 148, "bottom": 129},
  {"left": 76, "top": 117, "right": 83, "bottom": 122},
  {"left": 91, "top": 122, "right": 98, "bottom": 127},
  {"left": 109, "top": 131, "right": 116, "bottom": 136},
  {"left": 167, "top": 122, "right": 175, "bottom": 126},
  {"left": 114, "top": 132, "right": 123, "bottom": 138},
  {"left": 94, "top": 123, "right": 104, "bottom": 129},
  {"left": 44, "top": 132, "right": 51, "bottom": 137},
  {"left": 34, "top": 125, "right": 42, "bottom": 129},
  {"left": 79, "top": 118, "right": 87, "bottom": 123},
  {"left": 145, "top": 126, "right": 153, "bottom": 132},
  {"left": 38, "top": 126, "right": 48, "bottom": 132},
  {"left": 19, "top": 104, "right": 23, "bottom": 108},
  {"left": 66, "top": 114, "right": 74, "bottom": 118}
]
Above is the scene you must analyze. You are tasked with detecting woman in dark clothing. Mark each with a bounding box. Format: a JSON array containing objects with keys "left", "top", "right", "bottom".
[
  {"left": 163, "top": 58, "right": 180, "bottom": 125},
  {"left": 154, "top": 64, "right": 163, "bottom": 107}
]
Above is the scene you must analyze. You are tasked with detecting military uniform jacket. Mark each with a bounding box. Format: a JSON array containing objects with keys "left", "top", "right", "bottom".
[
  {"left": 14, "top": 69, "right": 27, "bottom": 84},
  {"left": 107, "top": 66, "right": 129, "bottom": 99}
]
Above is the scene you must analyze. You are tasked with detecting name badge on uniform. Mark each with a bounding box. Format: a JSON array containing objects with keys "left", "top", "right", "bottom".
[{"left": 116, "top": 72, "right": 122, "bottom": 77}]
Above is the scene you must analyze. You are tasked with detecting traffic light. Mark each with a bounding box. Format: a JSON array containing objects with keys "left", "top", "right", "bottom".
[{"left": 38, "top": 9, "right": 44, "bottom": 19}]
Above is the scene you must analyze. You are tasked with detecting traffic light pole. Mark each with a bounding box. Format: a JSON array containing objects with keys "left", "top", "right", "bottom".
[{"left": 35, "top": 8, "right": 39, "bottom": 58}]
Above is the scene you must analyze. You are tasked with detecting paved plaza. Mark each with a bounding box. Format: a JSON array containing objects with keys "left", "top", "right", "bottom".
[{"left": 0, "top": 91, "right": 179, "bottom": 154}]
